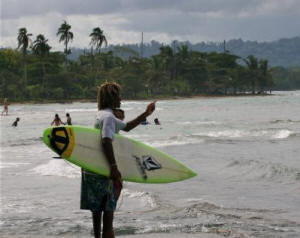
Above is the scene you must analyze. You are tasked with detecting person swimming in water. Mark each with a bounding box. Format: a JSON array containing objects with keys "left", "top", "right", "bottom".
[
  {"left": 154, "top": 118, "right": 161, "bottom": 125},
  {"left": 141, "top": 119, "right": 150, "bottom": 125},
  {"left": 51, "top": 114, "right": 65, "bottom": 126},
  {"left": 12, "top": 117, "right": 20, "bottom": 127}
]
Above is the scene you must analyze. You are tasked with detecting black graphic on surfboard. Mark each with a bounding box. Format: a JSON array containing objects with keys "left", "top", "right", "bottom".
[{"left": 133, "top": 155, "right": 162, "bottom": 180}]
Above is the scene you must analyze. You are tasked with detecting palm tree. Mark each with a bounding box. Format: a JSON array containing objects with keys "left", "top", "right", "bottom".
[
  {"left": 17, "top": 27, "right": 32, "bottom": 88},
  {"left": 158, "top": 46, "right": 175, "bottom": 81},
  {"left": 89, "top": 27, "right": 108, "bottom": 54},
  {"left": 258, "top": 59, "right": 273, "bottom": 93},
  {"left": 176, "top": 45, "right": 189, "bottom": 78},
  {"left": 57, "top": 20, "right": 73, "bottom": 55},
  {"left": 244, "top": 55, "right": 259, "bottom": 94},
  {"left": 32, "top": 34, "right": 51, "bottom": 90}
]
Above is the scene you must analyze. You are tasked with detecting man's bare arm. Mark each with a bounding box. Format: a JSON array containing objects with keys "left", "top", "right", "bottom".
[
  {"left": 102, "top": 137, "right": 121, "bottom": 180},
  {"left": 123, "top": 101, "right": 156, "bottom": 132}
]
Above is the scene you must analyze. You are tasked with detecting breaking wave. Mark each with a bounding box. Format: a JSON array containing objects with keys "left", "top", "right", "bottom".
[{"left": 225, "top": 159, "right": 300, "bottom": 182}]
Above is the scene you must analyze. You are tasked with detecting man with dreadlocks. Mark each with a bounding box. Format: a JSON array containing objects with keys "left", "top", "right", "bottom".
[{"left": 81, "top": 82, "right": 156, "bottom": 238}]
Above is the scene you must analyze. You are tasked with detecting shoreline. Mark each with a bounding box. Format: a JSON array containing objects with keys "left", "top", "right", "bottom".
[
  {"left": 0, "top": 233, "right": 226, "bottom": 238},
  {"left": 2, "top": 93, "right": 276, "bottom": 105}
]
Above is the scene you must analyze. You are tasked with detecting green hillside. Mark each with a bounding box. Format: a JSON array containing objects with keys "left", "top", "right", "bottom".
[{"left": 70, "top": 37, "right": 300, "bottom": 67}]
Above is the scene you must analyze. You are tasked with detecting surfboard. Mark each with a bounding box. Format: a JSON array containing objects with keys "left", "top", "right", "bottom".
[{"left": 43, "top": 126, "right": 197, "bottom": 183}]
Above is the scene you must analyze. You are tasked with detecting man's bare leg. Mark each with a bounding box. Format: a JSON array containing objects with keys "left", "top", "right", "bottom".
[
  {"left": 102, "top": 211, "right": 114, "bottom": 238},
  {"left": 92, "top": 211, "right": 102, "bottom": 238}
]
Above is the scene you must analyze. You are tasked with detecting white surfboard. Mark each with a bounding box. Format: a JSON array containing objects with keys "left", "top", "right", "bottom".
[{"left": 43, "top": 126, "right": 197, "bottom": 183}]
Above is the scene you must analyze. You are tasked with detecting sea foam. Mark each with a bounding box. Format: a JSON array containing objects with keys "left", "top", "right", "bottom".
[{"left": 31, "top": 160, "right": 80, "bottom": 178}]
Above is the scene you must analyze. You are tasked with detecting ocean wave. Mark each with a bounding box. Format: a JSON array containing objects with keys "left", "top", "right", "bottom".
[
  {"left": 145, "top": 136, "right": 205, "bottom": 148},
  {"left": 128, "top": 128, "right": 297, "bottom": 148},
  {"left": 66, "top": 108, "right": 97, "bottom": 112},
  {"left": 126, "top": 134, "right": 151, "bottom": 139},
  {"left": 0, "top": 162, "right": 30, "bottom": 169},
  {"left": 270, "top": 119, "right": 300, "bottom": 124},
  {"left": 226, "top": 159, "right": 300, "bottom": 182},
  {"left": 121, "top": 189, "right": 157, "bottom": 209},
  {"left": 192, "top": 129, "right": 296, "bottom": 140},
  {"left": 271, "top": 130, "right": 293, "bottom": 139},
  {"left": 193, "top": 130, "right": 246, "bottom": 138},
  {"left": 177, "top": 121, "right": 220, "bottom": 126},
  {"left": 30, "top": 160, "right": 81, "bottom": 178},
  {"left": 2, "top": 137, "right": 43, "bottom": 147}
]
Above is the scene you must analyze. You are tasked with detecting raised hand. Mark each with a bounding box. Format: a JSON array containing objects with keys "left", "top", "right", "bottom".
[{"left": 145, "top": 100, "right": 156, "bottom": 116}]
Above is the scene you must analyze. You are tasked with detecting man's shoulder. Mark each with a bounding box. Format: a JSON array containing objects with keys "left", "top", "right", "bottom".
[{"left": 97, "top": 109, "right": 115, "bottom": 119}]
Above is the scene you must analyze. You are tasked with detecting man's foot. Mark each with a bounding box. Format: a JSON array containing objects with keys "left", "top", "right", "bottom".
[{"left": 102, "top": 229, "right": 114, "bottom": 238}]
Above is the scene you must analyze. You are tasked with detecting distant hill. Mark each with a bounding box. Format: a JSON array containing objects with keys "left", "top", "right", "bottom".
[{"left": 69, "top": 36, "right": 300, "bottom": 67}]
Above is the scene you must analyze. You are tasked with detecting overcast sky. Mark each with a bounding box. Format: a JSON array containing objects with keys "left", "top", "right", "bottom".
[{"left": 1, "top": 0, "right": 300, "bottom": 51}]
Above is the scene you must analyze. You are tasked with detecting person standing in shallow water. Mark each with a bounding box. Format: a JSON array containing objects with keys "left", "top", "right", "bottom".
[
  {"left": 51, "top": 114, "right": 65, "bottom": 126},
  {"left": 66, "top": 113, "right": 72, "bottom": 125},
  {"left": 2, "top": 98, "right": 8, "bottom": 116},
  {"left": 80, "top": 82, "right": 156, "bottom": 238}
]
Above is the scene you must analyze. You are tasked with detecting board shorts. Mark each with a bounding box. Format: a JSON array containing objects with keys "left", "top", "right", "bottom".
[{"left": 80, "top": 169, "right": 122, "bottom": 212}]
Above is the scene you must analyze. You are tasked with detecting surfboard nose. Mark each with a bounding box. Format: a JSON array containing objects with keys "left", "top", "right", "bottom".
[
  {"left": 189, "top": 169, "right": 197, "bottom": 178},
  {"left": 43, "top": 127, "right": 52, "bottom": 148},
  {"left": 43, "top": 126, "right": 75, "bottom": 158}
]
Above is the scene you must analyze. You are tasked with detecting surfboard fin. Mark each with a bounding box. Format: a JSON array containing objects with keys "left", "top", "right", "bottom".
[{"left": 52, "top": 156, "right": 62, "bottom": 159}]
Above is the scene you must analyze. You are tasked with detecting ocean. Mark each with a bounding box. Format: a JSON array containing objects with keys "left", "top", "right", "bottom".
[{"left": 1, "top": 91, "right": 300, "bottom": 238}]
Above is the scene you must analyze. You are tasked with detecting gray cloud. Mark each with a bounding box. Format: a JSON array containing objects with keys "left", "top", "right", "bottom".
[
  {"left": 1, "top": 0, "right": 300, "bottom": 49},
  {"left": 3, "top": 0, "right": 299, "bottom": 19},
  {"left": 2, "top": 0, "right": 122, "bottom": 19}
]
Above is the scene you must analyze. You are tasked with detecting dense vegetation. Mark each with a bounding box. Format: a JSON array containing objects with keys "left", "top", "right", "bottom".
[
  {"left": 71, "top": 37, "right": 300, "bottom": 68},
  {"left": 0, "top": 23, "right": 299, "bottom": 102}
]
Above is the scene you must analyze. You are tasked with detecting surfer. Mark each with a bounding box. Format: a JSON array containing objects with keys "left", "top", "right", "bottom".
[
  {"left": 1, "top": 98, "right": 8, "bottom": 116},
  {"left": 12, "top": 117, "right": 20, "bottom": 127},
  {"left": 81, "top": 82, "right": 156, "bottom": 238},
  {"left": 66, "top": 113, "right": 72, "bottom": 125},
  {"left": 51, "top": 114, "right": 65, "bottom": 126}
]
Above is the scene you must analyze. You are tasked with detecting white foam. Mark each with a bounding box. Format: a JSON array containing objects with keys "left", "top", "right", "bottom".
[
  {"left": 0, "top": 162, "right": 30, "bottom": 169},
  {"left": 194, "top": 130, "right": 245, "bottom": 138},
  {"left": 178, "top": 121, "right": 220, "bottom": 125},
  {"left": 31, "top": 160, "right": 80, "bottom": 178},
  {"left": 146, "top": 137, "right": 204, "bottom": 148},
  {"left": 193, "top": 129, "right": 293, "bottom": 139},
  {"left": 126, "top": 134, "right": 151, "bottom": 139},
  {"left": 66, "top": 108, "right": 97, "bottom": 112},
  {"left": 272, "top": 130, "right": 292, "bottom": 139},
  {"left": 118, "top": 188, "right": 157, "bottom": 212}
]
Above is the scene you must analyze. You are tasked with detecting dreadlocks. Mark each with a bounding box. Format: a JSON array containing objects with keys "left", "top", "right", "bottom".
[{"left": 97, "top": 82, "right": 121, "bottom": 110}]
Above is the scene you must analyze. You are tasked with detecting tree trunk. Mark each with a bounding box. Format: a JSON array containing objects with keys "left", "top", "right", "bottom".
[
  {"left": 23, "top": 55, "right": 27, "bottom": 88},
  {"left": 251, "top": 80, "right": 255, "bottom": 94},
  {"left": 42, "top": 60, "right": 46, "bottom": 91}
]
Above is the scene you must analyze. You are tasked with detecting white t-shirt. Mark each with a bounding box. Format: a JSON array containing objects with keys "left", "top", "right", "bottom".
[{"left": 94, "top": 108, "right": 126, "bottom": 140}]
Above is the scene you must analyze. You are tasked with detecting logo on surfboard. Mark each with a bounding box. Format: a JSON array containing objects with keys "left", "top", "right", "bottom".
[{"left": 133, "top": 155, "right": 162, "bottom": 180}]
